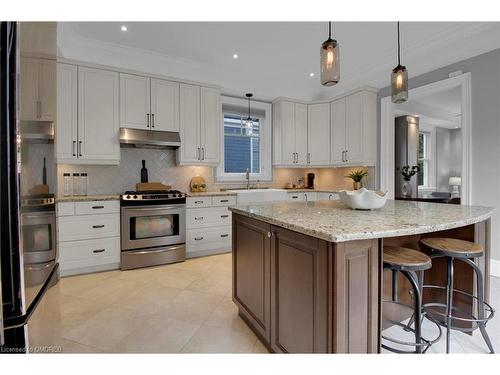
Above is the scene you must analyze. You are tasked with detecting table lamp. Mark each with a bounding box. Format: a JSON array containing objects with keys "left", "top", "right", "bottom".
[{"left": 449, "top": 176, "right": 461, "bottom": 198}]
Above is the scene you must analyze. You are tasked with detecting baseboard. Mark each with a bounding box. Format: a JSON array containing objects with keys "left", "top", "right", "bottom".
[
  {"left": 60, "top": 262, "right": 120, "bottom": 277},
  {"left": 491, "top": 259, "right": 500, "bottom": 278}
]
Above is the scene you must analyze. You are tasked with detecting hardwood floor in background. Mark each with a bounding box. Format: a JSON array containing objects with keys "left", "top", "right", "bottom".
[{"left": 28, "top": 253, "right": 499, "bottom": 353}]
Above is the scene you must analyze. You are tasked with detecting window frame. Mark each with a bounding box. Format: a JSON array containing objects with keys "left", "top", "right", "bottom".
[
  {"left": 418, "top": 124, "right": 437, "bottom": 192},
  {"left": 215, "top": 96, "right": 272, "bottom": 183}
]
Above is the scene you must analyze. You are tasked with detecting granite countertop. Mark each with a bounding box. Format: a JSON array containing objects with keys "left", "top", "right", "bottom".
[
  {"left": 56, "top": 195, "right": 120, "bottom": 203},
  {"left": 229, "top": 200, "right": 495, "bottom": 243}
]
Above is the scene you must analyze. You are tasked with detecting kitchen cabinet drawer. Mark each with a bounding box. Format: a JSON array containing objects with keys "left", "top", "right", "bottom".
[
  {"left": 211, "top": 195, "right": 236, "bottom": 207},
  {"left": 318, "top": 192, "right": 339, "bottom": 201},
  {"left": 186, "top": 196, "right": 212, "bottom": 208},
  {"left": 57, "top": 202, "right": 75, "bottom": 217},
  {"left": 75, "top": 200, "right": 120, "bottom": 215},
  {"left": 186, "top": 226, "right": 232, "bottom": 253},
  {"left": 58, "top": 213, "right": 120, "bottom": 241},
  {"left": 287, "top": 192, "right": 304, "bottom": 201},
  {"left": 186, "top": 207, "right": 231, "bottom": 229},
  {"left": 59, "top": 237, "right": 120, "bottom": 274}
]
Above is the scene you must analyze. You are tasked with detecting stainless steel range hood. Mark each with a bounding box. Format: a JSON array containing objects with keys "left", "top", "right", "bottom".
[{"left": 120, "top": 128, "right": 181, "bottom": 149}]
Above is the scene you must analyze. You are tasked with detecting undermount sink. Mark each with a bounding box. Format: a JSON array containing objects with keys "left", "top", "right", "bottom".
[{"left": 234, "top": 188, "right": 288, "bottom": 204}]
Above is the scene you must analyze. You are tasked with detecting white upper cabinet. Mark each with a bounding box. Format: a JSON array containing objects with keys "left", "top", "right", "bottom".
[
  {"left": 20, "top": 57, "right": 55, "bottom": 122},
  {"left": 330, "top": 90, "right": 377, "bottom": 166},
  {"left": 150, "top": 78, "right": 180, "bottom": 132},
  {"left": 120, "top": 74, "right": 180, "bottom": 132},
  {"left": 200, "top": 87, "right": 221, "bottom": 164},
  {"left": 178, "top": 84, "right": 201, "bottom": 164},
  {"left": 294, "top": 103, "right": 308, "bottom": 165},
  {"left": 177, "top": 84, "right": 221, "bottom": 165},
  {"left": 120, "top": 74, "right": 150, "bottom": 130},
  {"left": 307, "top": 103, "right": 330, "bottom": 165},
  {"left": 330, "top": 98, "right": 347, "bottom": 164},
  {"left": 56, "top": 63, "right": 78, "bottom": 161},
  {"left": 78, "top": 67, "right": 120, "bottom": 163},
  {"left": 274, "top": 89, "right": 377, "bottom": 168},
  {"left": 56, "top": 63, "right": 119, "bottom": 165}
]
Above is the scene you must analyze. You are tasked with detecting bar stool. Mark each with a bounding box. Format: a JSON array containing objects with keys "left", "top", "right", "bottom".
[
  {"left": 420, "top": 238, "right": 495, "bottom": 354},
  {"left": 382, "top": 246, "right": 442, "bottom": 353}
]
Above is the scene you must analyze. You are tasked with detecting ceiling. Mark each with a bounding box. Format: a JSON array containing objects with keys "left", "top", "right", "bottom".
[{"left": 58, "top": 22, "right": 500, "bottom": 101}]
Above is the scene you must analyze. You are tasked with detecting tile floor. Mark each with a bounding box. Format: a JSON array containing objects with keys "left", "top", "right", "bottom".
[{"left": 27, "top": 253, "right": 499, "bottom": 354}]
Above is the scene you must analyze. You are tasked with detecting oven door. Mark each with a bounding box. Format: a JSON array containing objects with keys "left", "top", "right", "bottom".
[
  {"left": 121, "top": 204, "right": 186, "bottom": 251},
  {"left": 21, "top": 211, "right": 57, "bottom": 264}
]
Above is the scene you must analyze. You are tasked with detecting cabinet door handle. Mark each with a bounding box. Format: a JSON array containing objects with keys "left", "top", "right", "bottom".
[
  {"left": 78, "top": 141, "right": 82, "bottom": 157},
  {"left": 345, "top": 150, "right": 348, "bottom": 162},
  {"left": 307, "top": 152, "right": 311, "bottom": 164},
  {"left": 291, "top": 195, "right": 298, "bottom": 199},
  {"left": 92, "top": 205, "right": 104, "bottom": 209},
  {"left": 194, "top": 236, "right": 204, "bottom": 241},
  {"left": 197, "top": 147, "right": 201, "bottom": 160},
  {"left": 146, "top": 113, "right": 150, "bottom": 128},
  {"left": 220, "top": 234, "right": 229, "bottom": 238},
  {"left": 194, "top": 217, "right": 204, "bottom": 220},
  {"left": 194, "top": 200, "right": 204, "bottom": 204},
  {"left": 93, "top": 249, "right": 105, "bottom": 253},
  {"left": 220, "top": 199, "right": 229, "bottom": 203},
  {"left": 220, "top": 214, "right": 229, "bottom": 218},
  {"left": 151, "top": 113, "right": 155, "bottom": 128},
  {"left": 201, "top": 147, "right": 205, "bottom": 161},
  {"left": 37, "top": 101, "right": 41, "bottom": 119},
  {"left": 72, "top": 141, "right": 76, "bottom": 157},
  {"left": 92, "top": 224, "right": 105, "bottom": 229},
  {"left": 342, "top": 150, "right": 345, "bottom": 162}
]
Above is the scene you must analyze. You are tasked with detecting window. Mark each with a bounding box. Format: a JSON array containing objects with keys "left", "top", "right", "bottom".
[
  {"left": 216, "top": 96, "right": 272, "bottom": 183},
  {"left": 418, "top": 132, "right": 430, "bottom": 187},
  {"left": 223, "top": 114, "right": 261, "bottom": 173}
]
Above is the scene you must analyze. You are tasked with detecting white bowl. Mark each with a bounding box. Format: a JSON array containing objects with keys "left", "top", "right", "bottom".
[{"left": 338, "top": 188, "right": 388, "bottom": 210}]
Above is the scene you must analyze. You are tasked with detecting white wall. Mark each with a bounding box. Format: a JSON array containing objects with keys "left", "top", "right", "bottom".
[{"left": 379, "top": 48, "right": 500, "bottom": 261}]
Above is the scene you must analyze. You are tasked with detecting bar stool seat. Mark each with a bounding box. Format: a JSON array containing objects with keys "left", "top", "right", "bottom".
[
  {"left": 381, "top": 246, "right": 441, "bottom": 354},
  {"left": 384, "top": 246, "right": 432, "bottom": 271},
  {"left": 419, "top": 237, "right": 495, "bottom": 353},
  {"left": 420, "top": 238, "right": 483, "bottom": 257}
]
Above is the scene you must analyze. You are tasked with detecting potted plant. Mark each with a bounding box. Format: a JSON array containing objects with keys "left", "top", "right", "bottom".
[
  {"left": 346, "top": 169, "right": 369, "bottom": 190},
  {"left": 400, "top": 165, "right": 420, "bottom": 197}
]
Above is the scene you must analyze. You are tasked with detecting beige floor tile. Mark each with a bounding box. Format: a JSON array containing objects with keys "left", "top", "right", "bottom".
[
  {"left": 181, "top": 323, "right": 257, "bottom": 353},
  {"left": 150, "top": 267, "right": 204, "bottom": 289},
  {"left": 58, "top": 270, "right": 119, "bottom": 297},
  {"left": 170, "top": 255, "right": 218, "bottom": 273},
  {"left": 186, "top": 272, "right": 232, "bottom": 296},
  {"left": 76, "top": 276, "right": 144, "bottom": 307},
  {"left": 113, "top": 314, "right": 201, "bottom": 353},
  {"left": 110, "top": 284, "right": 182, "bottom": 314},
  {"left": 162, "top": 290, "right": 224, "bottom": 325},
  {"left": 204, "top": 298, "right": 251, "bottom": 332},
  {"left": 252, "top": 339, "right": 270, "bottom": 353},
  {"left": 59, "top": 338, "right": 104, "bottom": 353},
  {"left": 62, "top": 305, "right": 150, "bottom": 352}
]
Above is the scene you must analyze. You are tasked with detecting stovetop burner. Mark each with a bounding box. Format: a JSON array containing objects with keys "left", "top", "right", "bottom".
[{"left": 121, "top": 189, "right": 187, "bottom": 205}]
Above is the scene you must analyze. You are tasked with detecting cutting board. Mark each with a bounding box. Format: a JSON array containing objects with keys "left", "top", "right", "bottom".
[{"left": 136, "top": 182, "right": 172, "bottom": 191}]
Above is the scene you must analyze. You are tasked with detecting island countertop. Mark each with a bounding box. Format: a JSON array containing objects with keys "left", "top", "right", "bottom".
[{"left": 229, "top": 200, "right": 495, "bottom": 243}]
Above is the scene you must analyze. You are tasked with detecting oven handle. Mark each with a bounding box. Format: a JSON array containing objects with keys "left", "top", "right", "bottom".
[
  {"left": 122, "top": 206, "right": 185, "bottom": 212},
  {"left": 125, "top": 244, "right": 185, "bottom": 255}
]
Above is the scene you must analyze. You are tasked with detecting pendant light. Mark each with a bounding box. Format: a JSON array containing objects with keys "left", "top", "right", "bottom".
[
  {"left": 245, "top": 93, "right": 253, "bottom": 136},
  {"left": 320, "top": 21, "right": 340, "bottom": 86},
  {"left": 391, "top": 22, "right": 408, "bottom": 103}
]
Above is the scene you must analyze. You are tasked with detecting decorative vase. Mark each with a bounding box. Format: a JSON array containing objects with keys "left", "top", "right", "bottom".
[
  {"left": 402, "top": 181, "right": 412, "bottom": 197},
  {"left": 353, "top": 181, "right": 362, "bottom": 190}
]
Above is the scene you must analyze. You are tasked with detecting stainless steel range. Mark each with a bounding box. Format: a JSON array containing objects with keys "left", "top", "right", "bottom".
[{"left": 120, "top": 190, "right": 187, "bottom": 270}]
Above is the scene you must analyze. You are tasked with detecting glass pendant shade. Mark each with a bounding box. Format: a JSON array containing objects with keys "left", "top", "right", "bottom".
[
  {"left": 245, "top": 116, "right": 253, "bottom": 135},
  {"left": 391, "top": 64, "right": 408, "bottom": 103},
  {"left": 320, "top": 38, "right": 339, "bottom": 86}
]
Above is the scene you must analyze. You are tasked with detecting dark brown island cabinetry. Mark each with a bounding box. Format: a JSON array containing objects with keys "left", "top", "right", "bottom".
[{"left": 232, "top": 213, "right": 380, "bottom": 353}]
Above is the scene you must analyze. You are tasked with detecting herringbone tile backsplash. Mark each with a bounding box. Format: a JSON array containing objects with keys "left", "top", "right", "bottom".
[
  {"left": 57, "top": 148, "right": 213, "bottom": 195},
  {"left": 57, "top": 148, "right": 375, "bottom": 195}
]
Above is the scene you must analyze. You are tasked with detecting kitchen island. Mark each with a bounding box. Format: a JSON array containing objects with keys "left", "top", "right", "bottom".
[{"left": 229, "top": 200, "right": 495, "bottom": 353}]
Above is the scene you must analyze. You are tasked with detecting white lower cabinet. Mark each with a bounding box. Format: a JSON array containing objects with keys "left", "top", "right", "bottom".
[
  {"left": 186, "top": 196, "right": 233, "bottom": 258},
  {"left": 318, "top": 192, "right": 340, "bottom": 201},
  {"left": 57, "top": 200, "right": 120, "bottom": 276}
]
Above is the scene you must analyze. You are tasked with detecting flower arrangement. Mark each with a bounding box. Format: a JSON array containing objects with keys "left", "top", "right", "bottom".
[{"left": 401, "top": 165, "right": 420, "bottom": 181}]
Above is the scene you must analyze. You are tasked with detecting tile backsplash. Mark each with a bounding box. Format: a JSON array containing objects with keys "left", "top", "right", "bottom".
[{"left": 57, "top": 148, "right": 375, "bottom": 195}]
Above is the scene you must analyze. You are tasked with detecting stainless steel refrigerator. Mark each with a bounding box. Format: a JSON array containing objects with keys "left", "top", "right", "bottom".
[{"left": 1, "top": 21, "right": 58, "bottom": 352}]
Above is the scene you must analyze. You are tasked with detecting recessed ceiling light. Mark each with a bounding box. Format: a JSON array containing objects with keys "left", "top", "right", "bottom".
[
  {"left": 233, "top": 53, "right": 238, "bottom": 59},
  {"left": 309, "top": 72, "right": 315, "bottom": 77},
  {"left": 121, "top": 25, "right": 128, "bottom": 32}
]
